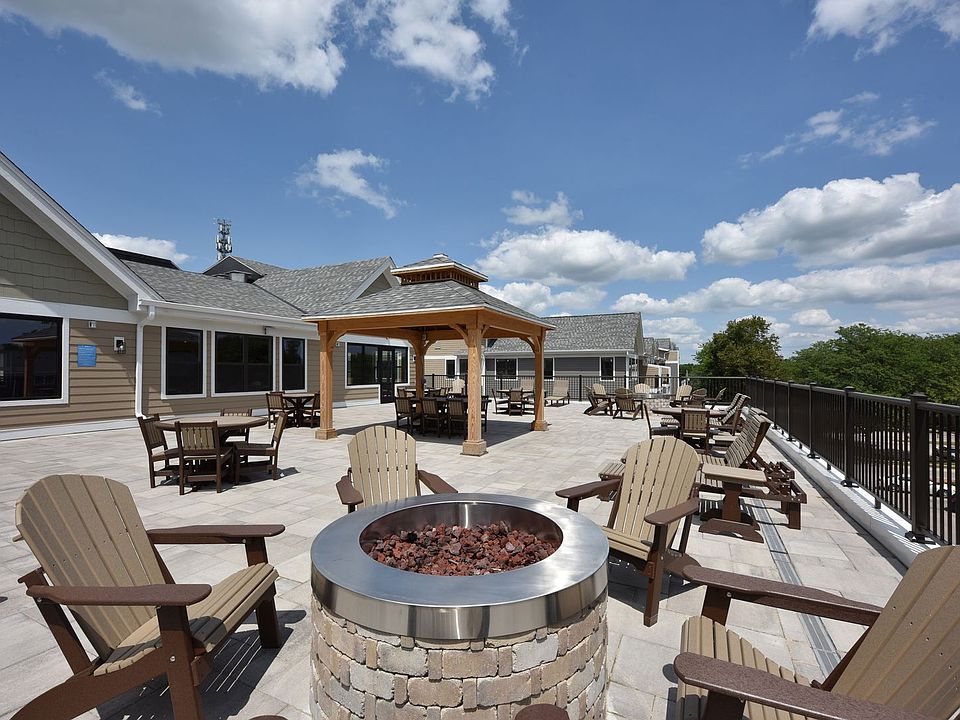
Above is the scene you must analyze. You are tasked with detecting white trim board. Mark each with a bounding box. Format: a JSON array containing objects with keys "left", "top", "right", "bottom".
[
  {"left": 0, "top": 316, "right": 70, "bottom": 408},
  {"left": 160, "top": 325, "right": 208, "bottom": 400}
]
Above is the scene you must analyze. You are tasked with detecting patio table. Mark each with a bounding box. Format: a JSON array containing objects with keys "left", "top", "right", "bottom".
[
  {"left": 283, "top": 392, "right": 315, "bottom": 427},
  {"left": 652, "top": 406, "right": 724, "bottom": 420},
  {"left": 698, "top": 465, "right": 769, "bottom": 543},
  {"left": 157, "top": 415, "right": 268, "bottom": 441}
]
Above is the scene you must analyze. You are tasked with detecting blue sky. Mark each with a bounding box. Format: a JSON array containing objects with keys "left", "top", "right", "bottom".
[{"left": 2, "top": 0, "right": 959, "bottom": 360}]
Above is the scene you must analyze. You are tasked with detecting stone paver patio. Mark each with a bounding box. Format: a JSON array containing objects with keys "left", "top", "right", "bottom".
[{"left": 0, "top": 403, "right": 906, "bottom": 720}]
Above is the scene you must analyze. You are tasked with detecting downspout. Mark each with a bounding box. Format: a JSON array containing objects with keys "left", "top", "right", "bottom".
[{"left": 135, "top": 304, "right": 155, "bottom": 417}]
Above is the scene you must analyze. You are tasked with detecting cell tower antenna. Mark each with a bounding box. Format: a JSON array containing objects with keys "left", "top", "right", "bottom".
[{"left": 216, "top": 218, "right": 232, "bottom": 260}]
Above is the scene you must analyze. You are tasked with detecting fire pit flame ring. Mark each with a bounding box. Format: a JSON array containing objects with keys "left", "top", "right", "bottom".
[{"left": 310, "top": 493, "right": 609, "bottom": 640}]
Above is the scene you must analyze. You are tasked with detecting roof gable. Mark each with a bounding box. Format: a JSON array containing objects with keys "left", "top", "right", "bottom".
[{"left": 484, "top": 313, "right": 642, "bottom": 354}]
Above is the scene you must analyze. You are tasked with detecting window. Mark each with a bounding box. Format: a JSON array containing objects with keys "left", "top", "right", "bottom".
[
  {"left": 0, "top": 313, "right": 63, "bottom": 401},
  {"left": 165, "top": 328, "right": 204, "bottom": 396},
  {"left": 600, "top": 356, "right": 615, "bottom": 378},
  {"left": 346, "top": 343, "right": 409, "bottom": 386},
  {"left": 495, "top": 358, "right": 517, "bottom": 378},
  {"left": 445, "top": 359, "right": 456, "bottom": 378},
  {"left": 214, "top": 332, "right": 273, "bottom": 394},
  {"left": 543, "top": 357, "right": 554, "bottom": 379},
  {"left": 281, "top": 338, "right": 306, "bottom": 391}
]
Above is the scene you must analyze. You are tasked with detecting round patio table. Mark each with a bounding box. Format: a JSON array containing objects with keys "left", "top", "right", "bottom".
[
  {"left": 652, "top": 406, "right": 725, "bottom": 420},
  {"left": 283, "top": 392, "right": 315, "bottom": 427},
  {"left": 157, "top": 415, "right": 268, "bottom": 439}
]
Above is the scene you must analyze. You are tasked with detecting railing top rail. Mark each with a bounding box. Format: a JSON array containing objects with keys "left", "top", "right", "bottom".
[
  {"left": 848, "top": 391, "right": 910, "bottom": 406},
  {"left": 917, "top": 399, "right": 960, "bottom": 414},
  {"left": 809, "top": 386, "right": 845, "bottom": 396}
]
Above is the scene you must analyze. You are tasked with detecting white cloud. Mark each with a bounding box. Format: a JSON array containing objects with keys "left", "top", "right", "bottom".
[
  {"left": 502, "top": 191, "right": 582, "bottom": 228},
  {"left": 476, "top": 227, "right": 696, "bottom": 284},
  {"left": 95, "top": 233, "right": 189, "bottom": 264},
  {"left": 360, "top": 0, "right": 514, "bottom": 101},
  {"left": 486, "top": 281, "right": 605, "bottom": 315},
  {"left": 702, "top": 173, "right": 960, "bottom": 266},
  {"left": 295, "top": 149, "right": 400, "bottom": 218},
  {"left": 890, "top": 313, "right": 960, "bottom": 334},
  {"left": 808, "top": 0, "right": 960, "bottom": 54},
  {"left": 0, "top": 0, "right": 347, "bottom": 93},
  {"left": 740, "top": 102, "right": 934, "bottom": 166},
  {"left": 612, "top": 260, "right": 960, "bottom": 315},
  {"left": 94, "top": 70, "right": 159, "bottom": 113},
  {"left": 791, "top": 308, "right": 840, "bottom": 327},
  {"left": 642, "top": 316, "right": 704, "bottom": 346}
]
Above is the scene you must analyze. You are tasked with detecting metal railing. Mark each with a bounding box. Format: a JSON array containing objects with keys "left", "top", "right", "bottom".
[
  {"left": 746, "top": 378, "right": 959, "bottom": 546},
  {"left": 422, "top": 373, "right": 697, "bottom": 401}
]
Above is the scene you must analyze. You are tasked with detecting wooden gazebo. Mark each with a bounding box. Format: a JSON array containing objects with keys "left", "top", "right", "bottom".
[{"left": 302, "top": 254, "right": 554, "bottom": 455}]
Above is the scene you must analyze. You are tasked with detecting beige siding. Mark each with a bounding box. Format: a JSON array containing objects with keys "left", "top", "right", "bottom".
[
  {"left": 333, "top": 340, "right": 379, "bottom": 404},
  {"left": 0, "top": 320, "right": 137, "bottom": 429},
  {"left": 423, "top": 358, "right": 448, "bottom": 376},
  {"left": 0, "top": 192, "right": 127, "bottom": 309},
  {"left": 427, "top": 339, "right": 466, "bottom": 355}
]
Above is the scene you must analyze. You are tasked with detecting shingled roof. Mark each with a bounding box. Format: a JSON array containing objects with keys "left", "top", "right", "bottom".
[
  {"left": 252, "top": 256, "right": 392, "bottom": 314},
  {"left": 303, "top": 279, "right": 551, "bottom": 327},
  {"left": 481, "top": 313, "right": 641, "bottom": 354}
]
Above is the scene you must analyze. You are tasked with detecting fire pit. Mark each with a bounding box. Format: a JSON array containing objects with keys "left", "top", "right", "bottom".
[{"left": 310, "top": 493, "right": 609, "bottom": 720}]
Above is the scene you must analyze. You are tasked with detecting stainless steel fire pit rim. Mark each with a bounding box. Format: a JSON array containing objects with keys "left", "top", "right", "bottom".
[{"left": 310, "top": 493, "right": 610, "bottom": 639}]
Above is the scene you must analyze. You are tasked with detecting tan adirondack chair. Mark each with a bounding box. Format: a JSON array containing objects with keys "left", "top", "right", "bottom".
[
  {"left": 671, "top": 383, "right": 692, "bottom": 406},
  {"left": 546, "top": 378, "right": 570, "bottom": 406},
  {"left": 336, "top": 425, "right": 457, "bottom": 512},
  {"left": 14, "top": 474, "right": 284, "bottom": 720},
  {"left": 674, "top": 546, "right": 960, "bottom": 720},
  {"left": 556, "top": 437, "right": 702, "bottom": 626}
]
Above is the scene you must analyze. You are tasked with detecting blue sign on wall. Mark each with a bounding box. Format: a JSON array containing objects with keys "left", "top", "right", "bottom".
[{"left": 77, "top": 344, "right": 97, "bottom": 367}]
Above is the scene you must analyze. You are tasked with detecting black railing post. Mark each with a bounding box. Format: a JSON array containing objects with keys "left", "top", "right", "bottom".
[
  {"left": 578, "top": 374, "right": 583, "bottom": 402},
  {"left": 908, "top": 392, "right": 932, "bottom": 543},
  {"left": 842, "top": 386, "right": 856, "bottom": 487},
  {"left": 786, "top": 381, "right": 794, "bottom": 441},
  {"left": 807, "top": 383, "right": 819, "bottom": 459},
  {"left": 772, "top": 380, "right": 780, "bottom": 429}
]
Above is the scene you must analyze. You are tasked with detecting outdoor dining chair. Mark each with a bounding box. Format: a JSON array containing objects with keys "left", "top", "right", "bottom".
[
  {"left": 507, "top": 387, "right": 526, "bottom": 415},
  {"left": 235, "top": 414, "right": 286, "bottom": 481},
  {"left": 447, "top": 397, "right": 467, "bottom": 438},
  {"left": 14, "top": 474, "right": 284, "bottom": 720},
  {"left": 265, "top": 391, "right": 293, "bottom": 428},
  {"left": 175, "top": 420, "right": 233, "bottom": 494},
  {"left": 420, "top": 397, "right": 447, "bottom": 435},
  {"left": 336, "top": 425, "right": 456, "bottom": 513},
  {"left": 137, "top": 414, "right": 179, "bottom": 489},
  {"left": 546, "top": 378, "right": 570, "bottom": 406},
  {"left": 394, "top": 395, "right": 422, "bottom": 432},
  {"left": 220, "top": 408, "right": 253, "bottom": 441},
  {"left": 673, "top": 546, "right": 960, "bottom": 720}
]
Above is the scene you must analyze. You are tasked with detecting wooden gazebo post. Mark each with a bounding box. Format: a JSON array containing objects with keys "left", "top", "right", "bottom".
[
  {"left": 463, "top": 317, "right": 486, "bottom": 456},
  {"left": 314, "top": 323, "right": 339, "bottom": 440},
  {"left": 530, "top": 327, "right": 548, "bottom": 431}
]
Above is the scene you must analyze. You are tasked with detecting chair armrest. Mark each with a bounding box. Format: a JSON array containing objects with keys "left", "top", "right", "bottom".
[
  {"left": 27, "top": 583, "right": 211, "bottom": 607},
  {"left": 683, "top": 566, "right": 883, "bottom": 625},
  {"left": 556, "top": 478, "right": 622, "bottom": 503},
  {"left": 701, "top": 465, "right": 768, "bottom": 487},
  {"left": 148, "top": 525, "right": 285, "bottom": 544},
  {"left": 418, "top": 469, "right": 457, "bottom": 494},
  {"left": 644, "top": 497, "right": 700, "bottom": 526},
  {"left": 673, "top": 653, "right": 932, "bottom": 720},
  {"left": 336, "top": 475, "right": 364, "bottom": 508}
]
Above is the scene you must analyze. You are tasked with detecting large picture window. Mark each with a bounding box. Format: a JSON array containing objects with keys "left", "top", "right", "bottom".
[
  {"left": 600, "top": 356, "right": 615, "bottom": 378},
  {"left": 346, "top": 343, "right": 409, "bottom": 386},
  {"left": 0, "top": 313, "right": 63, "bottom": 401},
  {"left": 164, "top": 328, "right": 204, "bottom": 396},
  {"left": 282, "top": 337, "right": 306, "bottom": 391},
  {"left": 543, "top": 358, "right": 554, "bottom": 379},
  {"left": 215, "top": 332, "right": 273, "bottom": 394},
  {"left": 495, "top": 358, "right": 517, "bottom": 378}
]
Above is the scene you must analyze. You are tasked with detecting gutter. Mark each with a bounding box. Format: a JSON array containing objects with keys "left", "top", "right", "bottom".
[{"left": 134, "top": 304, "right": 156, "bottom": 417}]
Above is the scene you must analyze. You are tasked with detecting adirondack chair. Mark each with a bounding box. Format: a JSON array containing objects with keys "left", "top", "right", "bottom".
[
  {"left": 674, "top": 546, "right": 960, "bottom": 720},
  {"left": 670, "top": 383, "right": 692, "bottom": 406},
  {"left": 584, "top": 390, "right": 612, "bottom": 416},
  {"left": 613, "top": 391, "right": 643, "bottom": 420},
  {"left": 450, "top": 377, "right": 465, "bottom": 395},
  {"left": 556, "top": 437, "right": 702, "bottom": 626},
  {"left": 713, "top": 393, "right": 748, "bottom": 435},
  {"left": 14, "top": 474, "right": 284, "bottom": 720},
  {"left": 679, "top": 407, "right": 711, "bottom": 448},
  {"left": 546, "top": 378, "right": 570, "bottom": 406},
  {"left": 336, "top": 425, "right": 457, "bottom": 512}
]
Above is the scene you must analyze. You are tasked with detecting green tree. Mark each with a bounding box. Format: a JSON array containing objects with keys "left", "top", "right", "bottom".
[
  {"left": 695, "top": 316, "right": 783, "bottom": 377},
  {"left": 784, "top": 324, "right": 960, "bottom": 403}
]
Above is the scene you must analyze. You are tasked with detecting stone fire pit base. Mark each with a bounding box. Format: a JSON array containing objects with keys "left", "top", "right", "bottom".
[{"left": 311, "top": 592, "right": 607, "bottom": 720}]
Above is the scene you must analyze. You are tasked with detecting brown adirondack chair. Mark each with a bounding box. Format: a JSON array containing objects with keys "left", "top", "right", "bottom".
[
  {"left": 336, "top": 425, "right": 457, "bottom": 513},
  {"left": 613, "top": 388, "right": 643, "bottom": 420},
  {"left": 556, "top": 437, "right": 702, "bottom": 626},
  {"left": 674, "top": 546, "right": 960, "bottom": 720},
  {"left": 14, "top": 474, "right": 284, "bottom": 720},
  {"left": 584, "top": 390, "right": 612, "bottom": 416},
  {"left": 679, "top": 407, "right": 711, "bottom": 447}
]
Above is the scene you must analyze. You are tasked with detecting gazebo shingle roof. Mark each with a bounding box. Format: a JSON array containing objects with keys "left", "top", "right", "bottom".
[{"left": 480, "top": 313, "right": 640, "bottom": 353}]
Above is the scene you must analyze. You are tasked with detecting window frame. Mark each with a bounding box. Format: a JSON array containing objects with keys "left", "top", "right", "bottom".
[
  {"left": 543, "top": 357, "right": 554, "bottom": 379},
  {"left": 280, "top": 336, "right": 308, "bottom": 393},
  {"left": 495, "top": 357, "right": 518, "bottom": 378},
  {"left": 212, "top": 331, "right": 276, "bottom": 397},
  {"left": 344, "top": 342, "right": 410, "bottom": 388},
  {"left": 0, "top": 312, "right": 69, "bottom": 407},
  {"left": 600, "top": 356, "right": 615, "bottom": 378},
  {"left": 160, "top": 326, "right": 207, "bottom": 399},
  {"left": 445, "top": 359, "right": 456, "bottom": 378}
]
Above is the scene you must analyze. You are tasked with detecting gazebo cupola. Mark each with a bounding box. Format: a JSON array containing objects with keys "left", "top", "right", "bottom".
[{"left": 391, "top": 253, "right": 489, "bottom": 289}]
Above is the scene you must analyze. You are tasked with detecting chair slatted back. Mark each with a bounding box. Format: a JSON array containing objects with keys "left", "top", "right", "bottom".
[
  {"left": 520, "top": 377, "right": 534, "bottom": 392},
  {"left": 347, "top": 425, "right": 419, "bottom": 509},
  {"left": 138, "top": 414, "right": 166, "bottom": 451},
  {"left": 451, "top": 378, "right": 465, "bottom": 394},
  {"left": 830, "top": 547, "right": 960, "bottom": 718},
  {"left": 680, "top": 407, "right": 710, "bottom": 438},
  {"left": 552, "top": 379, "right": 569, "bottom": 395},
  {"left": 271, "top": 413, "right": 286, "bottom": 446},
  {"left": 509, "top": 388, "right": 524, "bottom": 403},
  {"left": 675, "top": 383, "right": 692, "bottom": 401},
  {"left": 711, "top": 387, "right": 726, "bottom": 404},
  {"left": 221, "top": 408, "right": 253, "bottom": 417},
  {"left": 608, "top": 438, "right": 700, "bottom": 548},
  {"left": 448, "top": 398, "right": 466, "bottom": 418},
  {"left": 634, "top": 383, "right": 651, "bottom": 396},
  {"left": 618, "top": 395, "right": 638, "bottom": 413},
  {"left": 16, "top": 475, "right": 166, "bottom": 659},
  {"left": 720, "top": 393, "right": 747, "bottom": 426},
  {"left": 615, "top": 387, "right": 631, "bottom": 397},
  {"left": 266, "top": 391, "right": 285, "bottom": 411},
  {"left": 724, "top": 411, "right": 770, "bottom": 468},
  {"left": 422, "top": 398, "right": 441, "bottom": 419},
  {"left": 176, "top": 421, "right": 220, "bottom": 456},
  {"left": 395, "top": 396, "right": 414, "bottom": 415},
  {"left": 591, "top": 383, "right": 606, "bottom": 396}
]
